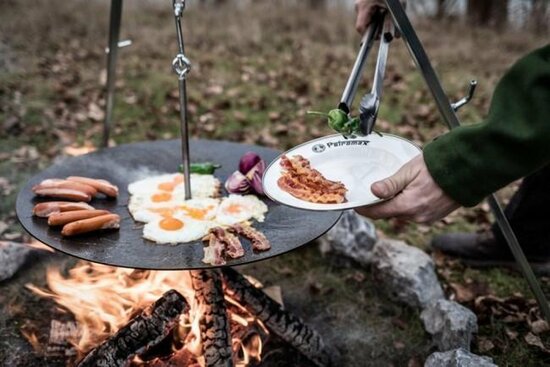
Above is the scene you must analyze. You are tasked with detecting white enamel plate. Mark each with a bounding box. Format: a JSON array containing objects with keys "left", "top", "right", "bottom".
[{"left": 263, "top": 133, "right": 422, "bottom": 211}]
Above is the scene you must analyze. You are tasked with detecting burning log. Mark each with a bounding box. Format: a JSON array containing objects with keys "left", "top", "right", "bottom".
[
  {"left": 190, "top": 270, "right": 234, "bottom": 367},
  {"left": 221, "top": 268, "right": 331, "bottom": 367},
  {"left": 77, "top": 290, "right": 188, "bottom": 367}
]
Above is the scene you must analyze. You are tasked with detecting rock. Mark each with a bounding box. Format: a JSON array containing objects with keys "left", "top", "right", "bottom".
[
  {"left": 0, "top": 241, "right": 32, "bottom": 282},
  {"left": 319, "top": 210, "right": 377, "bottom": 266},
  {"left": 421, "top": 299, "right": 478, "bottom": 351},
  {"left": 424, "top": 348, "right": 497, "bottom": 367},
  {"left": 371, "top": 239, "right": 444, "bottom": 309}
]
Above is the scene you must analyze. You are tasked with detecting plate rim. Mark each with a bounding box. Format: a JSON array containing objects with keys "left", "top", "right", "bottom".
[{"left": 262, "top": 133, "right": 422, "bottom": 212}]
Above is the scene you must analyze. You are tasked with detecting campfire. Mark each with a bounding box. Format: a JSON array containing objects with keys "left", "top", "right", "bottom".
[{"left": 23, "top": 261, "right": 330, "bottom": 367}]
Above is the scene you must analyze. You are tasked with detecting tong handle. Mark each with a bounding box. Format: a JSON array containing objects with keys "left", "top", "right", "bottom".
[{"left": 338, "top": 12, "right": 384, "bottom": 113}]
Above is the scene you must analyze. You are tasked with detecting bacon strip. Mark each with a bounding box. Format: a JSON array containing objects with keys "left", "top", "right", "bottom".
[
  {"left": 210, "top": 227, "right": 244, "bottom": 258},
  {"left": 229, "top": 224, "right": 270, "bottom": 251},
  {"left": 48, "top": 209, "right": 110, "bottom": 226},
  {"left": 202, "top": 233, "right": 226, "bottom": 266},
  {"left": 33, "top": 201, "right": 95, "bottom": 217},
  {"left": 278, "top": 155, "right": 347, "bottom": 204},
  {"left": 66, "top": 176, "right": 119, "bottom": 198},
  {"left": 61, "top": 214, "right": 120, "bottom": 237}
]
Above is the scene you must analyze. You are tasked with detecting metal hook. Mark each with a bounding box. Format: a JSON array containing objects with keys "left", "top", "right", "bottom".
[
  {"left": 452, "top": 80, "right": 477, "bottom": 111},
  {"left": 172, "top": 54, "right": 192, "bottom": 79}
]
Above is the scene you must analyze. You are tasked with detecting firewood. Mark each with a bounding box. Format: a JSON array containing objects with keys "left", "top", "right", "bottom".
[
  {"left": 77, "top": 290, "right": 188, "bottom": 367},
  {"left": 190, "top": 270, "right": 234, "bottom": 367},
  {"left": 221, "top": 268, "right": 332, "bottom": 367}
]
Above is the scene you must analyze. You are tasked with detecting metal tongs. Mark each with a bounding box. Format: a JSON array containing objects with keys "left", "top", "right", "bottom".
[{"left": 338, "top": 12, "right": 393, "bottom": 136}]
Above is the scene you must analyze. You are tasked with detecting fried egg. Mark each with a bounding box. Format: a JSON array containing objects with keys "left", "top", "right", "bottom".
[
  {"left": 128, "top": 173, "right": 268, "bottom": 245},
  {"left": 143, "top": 213, "right": 213, "bottom": 244},
  {"left": 215, "top": 194, "right": 268, "bottom": 226},
  {"left": 128, "top": 173, "right": 220, "bottom": 199}
]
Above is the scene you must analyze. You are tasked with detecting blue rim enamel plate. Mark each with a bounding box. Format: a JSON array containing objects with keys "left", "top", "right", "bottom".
[{"left": 262, "top": 133, "right": 422, "bottom": 211}]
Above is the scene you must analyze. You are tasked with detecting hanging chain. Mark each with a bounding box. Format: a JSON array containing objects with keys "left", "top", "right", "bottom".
[{"left": 172, "top": 0, "right": 192, "bottom": 80}]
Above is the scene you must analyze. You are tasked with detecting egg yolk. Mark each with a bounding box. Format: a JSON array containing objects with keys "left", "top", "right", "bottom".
[
  {"left": 149, "top": 207, "right": 174, "bottom": 217},
  {"left": 158, "top": 182, "right": 176, "bottom": 191},
  {"left": 151, "top": 192, "right": 172, "bottom": 202},
  {"left": 159, "top": 217, "right": 184, "bottom": 231},
  {"left": 226, "top": 203, "right": 243, "bottom": 214},
  {"left": 158, "top": 175, "right": 185, "bottom": 192},
  {"left": 181, "top": 205, "right": 212, "bottom": 220}
]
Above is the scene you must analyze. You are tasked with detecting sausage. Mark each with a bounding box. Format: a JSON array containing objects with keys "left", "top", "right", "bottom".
[
  {"left": 48, "top": 209, "right": 110, "bottom": 226},
  {"left": 66, "top": 177, "right": 118, "bottom": 198},
  {"left": 33, "top": 179, "right": 97, "bottom": 196},
  {"left": 61, "top": 214, "right": 120, "bottom": 236},
  {"left": 33, "top": 188, "right": 92, "bottom": 202},
  {"left": 33, "top": 201, "right": 95, "bottom": 217}
]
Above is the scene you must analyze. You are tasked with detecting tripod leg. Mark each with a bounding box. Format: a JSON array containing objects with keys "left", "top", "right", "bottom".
[
  {"left": 384, "top": 0, "right": 550, "bottom": 322},
  {"left": 102, "top": 0, "right": 123, "bottom": 148}
]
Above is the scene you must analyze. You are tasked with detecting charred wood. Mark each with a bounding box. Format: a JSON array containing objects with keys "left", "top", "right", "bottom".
[
  {"left": 221, "top": 268, "right": 331, "bottom": 367},
  {"left": 190, "top": 270, "right": 233, "bottom": 367},
  {"left": 77, "top": 290, "right": 188, "bottom": 367}
]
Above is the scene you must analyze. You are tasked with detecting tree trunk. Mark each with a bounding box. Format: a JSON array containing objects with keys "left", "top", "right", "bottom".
[
  {"left": 467, "top": 0, "right": 508, "bottom": 28},
  {"left": 531, "top": 0, "right": 549, "bottom": 34}
]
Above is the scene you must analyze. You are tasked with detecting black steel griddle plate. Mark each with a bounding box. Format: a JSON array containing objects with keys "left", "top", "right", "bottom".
[{"left": 16, "top": 139, "right": 341, "bottom": 270}]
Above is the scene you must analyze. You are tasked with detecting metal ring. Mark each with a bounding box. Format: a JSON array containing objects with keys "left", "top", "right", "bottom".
[
  {"left": 173, "top": 0, "right": 186, "bottom": 17},
  {"left": 172, "top": 54, "right": 191, "bottom": 78}
]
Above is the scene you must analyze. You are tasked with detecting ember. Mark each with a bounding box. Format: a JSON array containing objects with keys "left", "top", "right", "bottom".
[{"left": 26, "top": 262, "right": 267, "bottom": 366}]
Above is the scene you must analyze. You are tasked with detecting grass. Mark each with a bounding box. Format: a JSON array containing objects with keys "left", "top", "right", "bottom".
[{"left": 1, "top": 0, "right": 549, "bottom": 365}]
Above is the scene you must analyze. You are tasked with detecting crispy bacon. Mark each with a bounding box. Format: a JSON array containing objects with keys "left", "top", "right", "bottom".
[
  {"left": 229, "top": 224, "right": 270, "bottom": 251},
  {"left": 202, "top": 233, "right": 226, "bottom": 266},
  {"left": 201, "top": 226, "right": 245, "bottom": 265},
  {"left": 210, "top": 227, "right": 244, "bottom": 258},
  {"left": 278, "top": 155, "right": 347, "bottom": 204}
]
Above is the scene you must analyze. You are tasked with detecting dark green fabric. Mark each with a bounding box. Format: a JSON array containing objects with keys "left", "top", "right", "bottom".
[{"left": 424, "top": 44, "right": 550, "bottom": 207}]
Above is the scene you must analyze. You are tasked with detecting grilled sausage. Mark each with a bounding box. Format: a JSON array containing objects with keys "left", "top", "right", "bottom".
[
  {"left": 33, "top": 179, "right": 97, "bottom": 197},
  {"left": 33, "top": 188, "right": 92, "bottom": 202},
  {"left": 48, "top": 209, "right": 110, "bottom": 226},
  {"left": 61, "top": 214, "right": 120, "bottom": 236},
  {"left": 66, "top": 177, "right": 118, "bottom": 198},
  {"left": 33, "top": 201, "right": 95, "bottom": 217}
]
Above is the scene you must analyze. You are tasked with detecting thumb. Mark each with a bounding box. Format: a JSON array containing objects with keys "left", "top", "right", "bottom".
[{"left": 371, "top": 159, "right": 417, "bottom": 199}]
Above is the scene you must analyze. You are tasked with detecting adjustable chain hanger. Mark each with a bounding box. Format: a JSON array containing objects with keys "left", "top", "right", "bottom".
[
  {"left": 382, "top": 0, "right": 550, "bottom": 322},
  {"left": 172, "top": 0, "right": 192, "bottom": 200}
]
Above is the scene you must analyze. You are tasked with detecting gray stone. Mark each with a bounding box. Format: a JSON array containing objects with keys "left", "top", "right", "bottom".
[
  {"left": 424, "top": 348, "right": 497, "bottom": 367},
  {"left": 0, "top": 241, "right": 32, "bottom": 282},
  {"left": 421, "top": 299, "right": 478, "bottom": 351},
  {"left": 371, "top": 239, "right": 444, "bottom": 309},
  {"left": 319, "top": 210, "right": 377, "bottom": 266}
]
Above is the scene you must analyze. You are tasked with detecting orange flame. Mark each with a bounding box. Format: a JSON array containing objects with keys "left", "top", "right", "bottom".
[{"left": 26, "top": 261, "right": 264, "bottom": 365}]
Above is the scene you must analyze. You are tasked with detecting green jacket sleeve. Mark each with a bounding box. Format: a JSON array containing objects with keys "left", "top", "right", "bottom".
[{"left": 423, "top": 45, "right": 550, "bottom": 207}]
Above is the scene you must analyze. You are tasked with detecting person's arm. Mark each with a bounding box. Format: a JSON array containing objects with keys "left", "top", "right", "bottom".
[{"left": 357, "top": 45, "right": 550, "bottom": 223}]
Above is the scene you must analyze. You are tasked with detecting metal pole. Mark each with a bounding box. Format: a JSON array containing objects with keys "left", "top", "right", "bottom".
[
  {"left": 384, "top": 0, "right": 550, "bottom": 322},
  {"left": 172, "top": 0, "right": 192, "bottom": 200},
  {"left": 102, "top": 0, "right": 123, "bottom": 148}
]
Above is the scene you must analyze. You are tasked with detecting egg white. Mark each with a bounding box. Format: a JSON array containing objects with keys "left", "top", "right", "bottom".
[{"left": 215, "top": 194, "right": 269, "bottom": 226}]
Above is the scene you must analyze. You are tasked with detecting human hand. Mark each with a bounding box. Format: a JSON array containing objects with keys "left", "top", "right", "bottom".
[
  {"left": 354, "top": 0, "right": 405, "bottom": 38},
  {"left": 355, "top": 154, "right": 460, "bottom": 223}
]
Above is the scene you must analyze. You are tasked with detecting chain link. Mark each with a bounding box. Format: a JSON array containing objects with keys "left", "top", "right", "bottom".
[{"left": 172, "top": 0, "right": 191, "bottom": 80}]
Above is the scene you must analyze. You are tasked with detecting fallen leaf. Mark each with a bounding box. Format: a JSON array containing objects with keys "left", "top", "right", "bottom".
[{"left": 525, "top": 332, "right": 550, "bottom": 354}]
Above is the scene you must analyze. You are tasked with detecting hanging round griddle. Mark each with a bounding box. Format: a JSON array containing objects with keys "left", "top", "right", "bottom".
[{"left": 16, "top": 139, "right": 341, "bottom": 270}]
